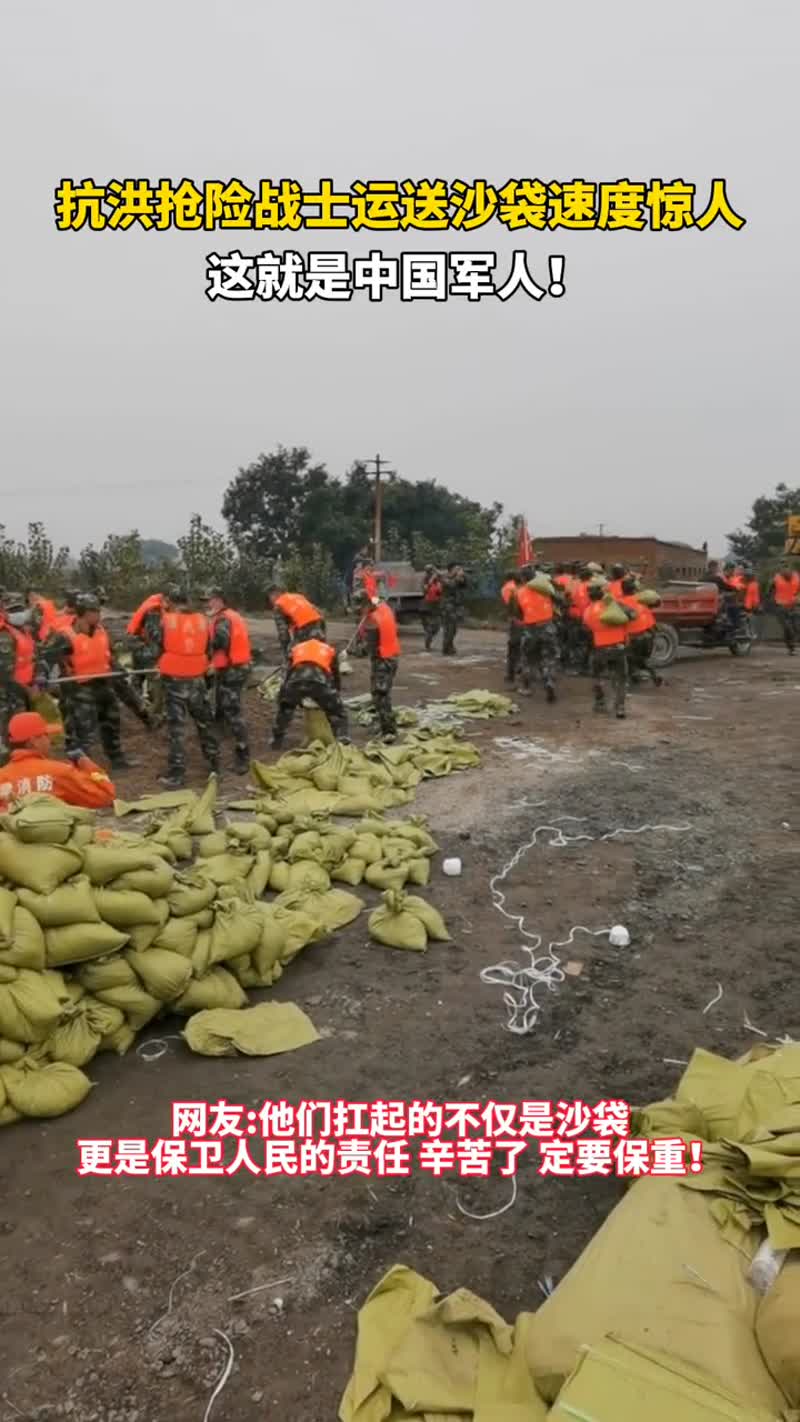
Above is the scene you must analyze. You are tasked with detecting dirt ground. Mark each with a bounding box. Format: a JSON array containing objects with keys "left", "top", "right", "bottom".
[{"left": 2, "top": 621, "right": 799, "bottom": 1422}]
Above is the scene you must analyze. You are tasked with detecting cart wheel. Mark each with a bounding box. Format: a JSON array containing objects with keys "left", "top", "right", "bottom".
[{"left": 650, "top": 623, "right": 679, "bottom": 669}]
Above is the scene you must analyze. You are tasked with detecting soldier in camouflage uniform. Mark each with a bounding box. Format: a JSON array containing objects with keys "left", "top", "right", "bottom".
[
  {"left": 271, "top": 638, "right": 349, "bottom": 749},
  {"left": 0, "top": 592, "right": 35, "bottom": 759},
  {"left": 144, "top": 586, "right": 219, "bottom": 788},
  {"left": 361, "top": 594, "right": 401, "bottom": 740},
  {"left": 440, "top": 563, "right": 467, "bottom": 656},
  {"left": 421, "top": 565, "right": 443, "bottom": 651},
  {"left": 38, "top": 593, "right": 149, "bottom": 768},
  {"left": 206, "top": 588, "right": 252, "bottom": 774}
]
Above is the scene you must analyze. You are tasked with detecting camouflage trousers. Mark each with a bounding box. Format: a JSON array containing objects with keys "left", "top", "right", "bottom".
[
  {"left": 273, "top": 667, "right": 348, "bottom": 742},
  {"left": 520, "top": 622, "right": 558, "bottom": 693},
  {"left": 505, "top": 622, "right": 522, "bottom": 682},
  {"left": 628, "top": 630, "right": 660, "bottom": 684},
  {"left": 441, "top": 606, "right": 461, "bottom": 655},
  {"left": 566, "top": 617, "right": 591, "bottom": 672},
  {"left": 130, "top": 642, "right": 163, "bottom": 714},
  {"left": 422, "top": 608, "right": 441, "bottom": 649},
  {"left": 162, "top": 676, "right": 219, "bottom": 777},
  {"left": 212, "top": 668, "right": 250, "bottom": 764},
  {"left": 0, "top": 681, "right": 31, "bottom": 760},
  {"left": 592, "top": 646, "right": 628, "bottom": 715},
  {"left": 777, "top": 607, "right": 799, "bottom": 653},
  {"left": 62, "top": 677, "right": 149, "bottom": 761},
  {"left": 370, "top": 656, "right": 398, "bottom": 736}
]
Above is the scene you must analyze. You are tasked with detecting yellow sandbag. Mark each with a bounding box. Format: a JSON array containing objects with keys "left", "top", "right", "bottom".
[
  {"left": 0, "top": 907, "right": 45, "bottom": 970},
  {"left": 114, "top": 789, "right": 196, "bottom": 816},
  {"left": 250, "top": 908, "right": 288, "bottom": 981},
  {"left": 755, "top": 1253, "right": 800, "bottom": 1405},
  {"left": 527, "top": 573, "right": 556, "bottom": 596},
  {"left": 331, "top": 858, "right": 367, "bottom": 887},
  {"left": 83, "top": 843, "right": 159, "bottom": 886},
  {"left": 0, "top": 834, "right": 83, "bottom": 894},
  {"left": 9, "top": 795, "right": 88, "bottom": 845},
  {"left": 246, "top": 849, "right": 273, "bottom": 897},
  {"left": 405, "top": 858, "right": 431, "bottom": 887},
  {"left": 69, "top": 823, "right": 94, "bottom": 849},
  {"left": 43, "top": 1005, "right": 102, "bottom": 1068},
  {"left": 93, "top": 887, "right": 165, "bottom": 929},
  {"left": 368, "top": 890, "right": 428, "bottom": 951},
  {"left": 0, "top": 970, "right": 67, "bottom": 1043},
  {"left": 101, "top": 1023, "right": 136, "bottom": 1055},
  {"left": 285, "top": 861, "right": 331, "bottom": 893},
  {"left": 269, "top": 861, "right": 290, "bottom": 892},
  {"left": 275, "top": 888, "right": 360, "bottom": 936},
  {"left": 185, "top": 1001, "right": 319, "bottom": 1057},
  {"left": 185, "top": 774, "right": 218, "bottom": 835},
  {"left": 350, "top": 833, "right": 383, "bottom": 865},
  {"left": 127, "top": 899, "right": 171, "bottom": 951},
  {"left": 303, "top": 706, "right": 334, "bottom": 745},
  {"left": 84, "top": 997, "right": 125, "bottom": 1039},
  {"left": 126, "top": 948, "right": 193, "bottom": 1002},
  {"left": 41, "top": 968, "right": 79, "bottom": 1004},
  {"left": 548, "top": 1337, "right": 779, "bottom": 1422},
  {"left": 365, "top": 861, "right": 410, "bottom": 892},
  {"left": 524, "top": 1176, "right": 785, "bottom": 1412},
  {"left": 77, "top": 956, "right": 136, "bottom": 992},
  {"left": 195, "top": 851, "right": 254, "bottom": 887},
  {"left": 45, "top": 921, "right": 129, "bottom": 968},
  {"left": 638, "top": 588, "right": 661, "bottom": 607},
  {"left": 387, "top": 818, "right": 439, "bottom": 854},
  {"left": 402, "top": 894, "right": 450, "bottom": 942},
  {"left": 599, "top": 597, "right": 630, "bottom": 628},
  {"left": 167, "top": 873, "right": 218, "bottom": 917},
  {"left": 196, "top": 830, "right": 228, "bottom": 857},
  {"left": 91, "top": 982, "right": 161, "bottom": 1030},
  {"left": 151, "top": 913, "right": 200, "bottom": 958},
  {"left": 227, "top": 821, "right": 271, "bottom": 851},
  {"left": 0, "top": 887, "right": 15, "bottom": 948},
  {"left": 112, "top": 857, "right": 175, "bottom": 898},
  {"left": 175, "top": 967, "right": 247, "bottom": 1014},
  {"left": 18, "top": 877, "right": 101, "bottom": 929},
  {"left": 2, "top": 1058, "right": 92, "bottom": 1118},
  {"left": 273, "top": 908, "right": 326, "bottom": 965},
  {"left": 0, "top": 1038, "right": 25, "bottom": 1063},
  {"left": 288, "top": 830, "right": 324, "bottom": 862},
  {"left": 191, "top": 930, "right": 214, "bottom": 976}
]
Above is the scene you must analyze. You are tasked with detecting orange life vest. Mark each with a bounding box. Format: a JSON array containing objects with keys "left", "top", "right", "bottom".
[
  {"left": 554, "top": 574, "right": 573, "bottom": 592},
  {"left": 620, "top": 594, "right": 655, "bottom": 637},
  {"left": 275, "top": 593, "right": 322, "bottom": 629},
  {"left": 568, "top": 581, "right": 590, "bottom": 619},
  {"left": 127, "top": 593, "right": 163, "bottom": 637},
  {"left": 210, "top": 609, "right": 252, "bottom": 670},
  {"left": 369, "top": 602, "right": 401, "bottom": 658},
  {"left": 501, "top": 579, "right": 516, "bottom": 606},
  {"left": 52, "top": 610, "right": 76, "bottom": 633},
  {"left": 743, "top": 579, "right": 760, "bottom": 611},
  {"left": 423, "top": 577, "right": 442, "bottom": 604},
  {"left": 773, "top": 572, "right": 800, "bottom": 608},
  {"left": 515, "top": 585, "right": 553, "bottom": 626},
  {"left": 290, "top": 638, "right": 336, "bottom": 675},
  {"left": 159, "top": 612, "right": 209, "bottom": 678},
  {"left": 728, "top": 573, "right": 745, "bottom": 591},
  {"left": 607, "top": 578, "right": 626, "bottom": 599},
  {"left": 33, "top": 596, "right": 58, "bottom": 641},
  {"left": 583, "top": 601, "right": 628, "bottom": 648},
  {"left": 359, "top": 570, "right": 379, "bottom": 600},
  {"left": 0, "top": 618, "right": 34, "bottom": 687},
  {"left": 66, "top": 625, "right": 112, "bottom": 680}
]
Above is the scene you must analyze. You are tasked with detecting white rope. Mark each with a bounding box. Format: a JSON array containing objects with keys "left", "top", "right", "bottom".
[
  {"left": 456, "top": 1174, "right": 518, "bottom": 1220},
  {"left": 483, "top": 818, "right": 692, "bottom": 1034},
  {"left": 202, "top": 1331, "right": 234, "bottom": 1422}
]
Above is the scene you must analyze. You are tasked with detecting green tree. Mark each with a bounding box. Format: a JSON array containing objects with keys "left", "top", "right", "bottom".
[
  {"left": 222, "top": 445, "right": 333, "bottom": 561},
  {"left": 141, "top": 538, "right": 178, "bottom": 566},
  {"left": 177, "top": 514, "right": 237, "bottom": 593},
  {"left": 728, "top": 483, "right": 800, "bottom": 564},
  {"left": 78, "top": 531, "right": 150, "bottom": 605}
]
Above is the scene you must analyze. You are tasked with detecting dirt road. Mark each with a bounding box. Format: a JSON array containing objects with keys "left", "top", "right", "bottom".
[{"left": 2, "top": 627, "right": 799, "bottom": 1422}]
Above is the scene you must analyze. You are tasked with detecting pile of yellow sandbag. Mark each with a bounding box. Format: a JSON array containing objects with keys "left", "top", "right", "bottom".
[{"left": 0, "top": 728, "right": 467, "bottom": 1125}]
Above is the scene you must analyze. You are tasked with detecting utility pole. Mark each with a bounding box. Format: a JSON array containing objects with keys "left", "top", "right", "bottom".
[{"left": 360, "top": 454, "right": 395, "bottom": 562}]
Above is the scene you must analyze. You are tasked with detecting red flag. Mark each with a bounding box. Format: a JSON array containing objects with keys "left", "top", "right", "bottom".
[{"left": 516, "top": 518, "right": 533, "bottom": 568}]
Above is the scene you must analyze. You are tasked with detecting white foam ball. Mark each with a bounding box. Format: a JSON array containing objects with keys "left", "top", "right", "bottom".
[{"left": 609, "top": 924, "right": 631, "bottom": 948}]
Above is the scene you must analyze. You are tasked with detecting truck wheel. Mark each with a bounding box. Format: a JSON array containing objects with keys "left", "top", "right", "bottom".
[{"left": 650, "top": 623, "right": 679, "bottom": 668}]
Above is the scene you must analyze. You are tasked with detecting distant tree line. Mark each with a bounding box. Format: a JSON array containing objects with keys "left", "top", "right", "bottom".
[{"left": 0, "top": 446, "right": 517, "bottom": 610}]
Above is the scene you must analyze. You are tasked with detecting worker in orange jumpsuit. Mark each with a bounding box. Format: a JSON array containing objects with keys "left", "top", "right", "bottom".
[
  {"left": 267, "top": 586, "right": 326, "bottom": 659},
  {"left": 0, "top": 711, "right": 115, "bottom": 808},
  {"left": 772, "top": 563, "right": 800, "bottom": 654},
  {"left": 583, "top": 584, "right": 636, "bottom": 718},
  {"left": 618, "top": 576, "right": 663, "bottom": 687}
]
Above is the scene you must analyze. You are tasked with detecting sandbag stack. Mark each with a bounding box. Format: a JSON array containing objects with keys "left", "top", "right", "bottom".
[{"left": 0, "top": 729, "right": 466, "bottom": 1126}]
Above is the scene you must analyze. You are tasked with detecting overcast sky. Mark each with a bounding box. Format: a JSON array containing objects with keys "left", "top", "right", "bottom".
[{"left": 1, "top": 0, "right": 796, "bottom": 559}]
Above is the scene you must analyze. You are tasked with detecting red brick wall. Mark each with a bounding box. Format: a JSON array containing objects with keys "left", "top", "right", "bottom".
[{"left": 533, "top": 538, "right": 707, "bottom": 585}]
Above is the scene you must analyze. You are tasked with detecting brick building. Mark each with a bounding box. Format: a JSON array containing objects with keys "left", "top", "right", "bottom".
[{"left": 532, "top": 535, "right": 708, "bottom": 585}]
